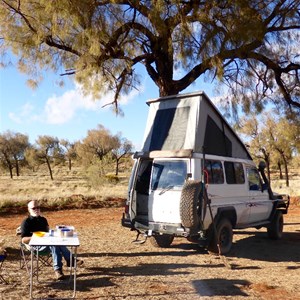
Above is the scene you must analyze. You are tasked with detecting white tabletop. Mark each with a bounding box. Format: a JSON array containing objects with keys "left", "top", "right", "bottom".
[{"left": 29, "top": 232, "right": 80, "bottom": 247}]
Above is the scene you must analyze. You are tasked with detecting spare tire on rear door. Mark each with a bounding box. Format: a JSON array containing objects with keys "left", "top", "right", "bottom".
[{"left": 180, "top": 180, "right": 202, "bottom": 229}]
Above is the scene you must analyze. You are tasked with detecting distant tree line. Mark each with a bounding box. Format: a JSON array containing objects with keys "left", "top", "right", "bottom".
[
  {"left": 237, "top": 112, "right": 300, "bottom": 187},
  {"left": 0, "top": 115, "right": 299, "bottom": 187},
  {"left": 0, "top": 124, "right": 133, "bottom": 180}
]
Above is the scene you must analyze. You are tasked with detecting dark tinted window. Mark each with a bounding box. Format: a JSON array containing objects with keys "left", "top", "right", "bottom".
[
  {"left": 204, "top": 160, "right": 224, "bottom": 184},
  {"left": 135, "top": 160, "right": 152, "bottom": 194},
  {"left": 149, "top": 107, "right": 190, "bottom": 151},
  {"left": 203, "top": 115, "right": 232, "bottom": 156},
  {"left": 224, "top": 162, "right": 245, "bottom": 184}
]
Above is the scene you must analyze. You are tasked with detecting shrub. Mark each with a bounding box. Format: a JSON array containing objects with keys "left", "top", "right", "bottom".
[{"left": 105, "top": 174, "right": 119, "bottom": 183}]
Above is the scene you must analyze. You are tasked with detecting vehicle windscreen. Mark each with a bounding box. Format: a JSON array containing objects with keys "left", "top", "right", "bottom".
[{"left": 151, "top": 160, "right": 187, "bottom": 191}]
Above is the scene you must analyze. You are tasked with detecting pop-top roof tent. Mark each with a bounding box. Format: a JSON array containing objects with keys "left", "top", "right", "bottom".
[{"left": 140, "top": 91, "right": 252, "bottom": 160}]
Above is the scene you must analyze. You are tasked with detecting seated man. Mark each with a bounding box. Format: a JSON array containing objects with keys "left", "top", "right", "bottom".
[{"left": 21, "top": 200, "right": 82, "bottom": 280}]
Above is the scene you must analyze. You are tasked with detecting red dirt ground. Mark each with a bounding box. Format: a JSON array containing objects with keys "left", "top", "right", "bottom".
[{"left": 0, "top": 203, "right": 300, "bottom": 299}]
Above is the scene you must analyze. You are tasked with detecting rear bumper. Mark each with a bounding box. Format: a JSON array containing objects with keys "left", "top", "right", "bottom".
[
  {"left": 148, "top": 222, "right": 188, "bottom": 236},
  {"left": 123, "top": 217, "right": 190, "bottom": 237}
]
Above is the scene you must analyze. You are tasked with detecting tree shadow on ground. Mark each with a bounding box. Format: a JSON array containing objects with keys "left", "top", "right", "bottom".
[
  {"left": 192, "top": 278, "right": 250, "bottom": 297},
  {"left": 80, "top": 247, "right": 204, "bottom": 259},
  {"left": 80, "top": 229, "right": 300, "bottom": 264},
  {"left": 43, "top": 262, "right": 201, "bottom": 293},
  {"left": 229, "top": 231, "right": 300, "bottom": 263},
  {"left": 45, "top": 276, "right": 115, "bottom": 293},
  {"left": 84, "top": 262, "right": 200, "bottom": 277}
]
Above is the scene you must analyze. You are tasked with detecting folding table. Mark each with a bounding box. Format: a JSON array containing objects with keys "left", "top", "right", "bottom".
[{"left": 29, "top": 231, "right": 80, "bottom": 299}]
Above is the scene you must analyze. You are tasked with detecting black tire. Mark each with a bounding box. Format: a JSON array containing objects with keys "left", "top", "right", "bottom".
[
  {"left": 150, "top": 234, "right": 174, "bottom": 248},
  {"left": 180, "top": 180, "right": 202, "bottom": 229},
  {"left": 207, "top": 218, "right": 233, "bottom": 254},
  {"left": 267, "top": 211, "right": 283, "bottom": 240}
]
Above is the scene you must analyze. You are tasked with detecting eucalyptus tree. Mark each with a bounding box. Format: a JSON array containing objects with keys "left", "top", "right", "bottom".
[
  {"left": 76, "top": 124, "right": 119, "bottom": 164},
  {"left": 0, "top": 132, "right": 14, "bottom": 178},
  {"left": 0, "top": 131, "right": 29, "bottom": 178},
  {"left": 60, "top": 139, "right": 77, "bottom": 171},
  {"left": 34, "top": 135, "right": 62, "bottom": 180},
  {"left": 111, "top": 135, "right": 133, "bottom": 176},
  {"left": 266, "top": 117, "right": 299, "bottom": 187},
  {"left": 239, "top": 115, "right": 273, "bottom": 181},
  {"left": 0, "top": 0, "right": 299, "bottom": 114},
  {"left": 12, "top": 132, "right": 29, "bottom": 176},
  {"left": 24, "top": 146, "right": 39, "bottom": 172}
]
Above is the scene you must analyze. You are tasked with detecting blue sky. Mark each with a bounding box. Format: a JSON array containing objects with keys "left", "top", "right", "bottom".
[{"left": 0, "top": 56, "right": 215, "bottom": 150}]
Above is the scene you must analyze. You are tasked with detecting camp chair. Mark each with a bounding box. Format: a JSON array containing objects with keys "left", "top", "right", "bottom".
[
  {"left": 16, "top": 227, "right": 52, "bottom": 277},
  {"left": 0, "top": 252, "right": 7, "bottom": 284}
]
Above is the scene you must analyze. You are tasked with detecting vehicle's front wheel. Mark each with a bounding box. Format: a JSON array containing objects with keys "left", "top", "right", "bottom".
[
  {"left": 150, "top": 234, "right": 174, "bottom": 248},
  {"left": 267, "top": 211, "right": 283, "bottom": 240},
  {"left": 207, "top": 218, "right": 233, "bottom": 254}
]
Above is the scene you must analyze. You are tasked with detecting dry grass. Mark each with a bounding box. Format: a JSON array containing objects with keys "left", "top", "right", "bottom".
[
  {"left": 271, "top": 170, "right": 300, "bottom": 202},
  {"left": 0, "top": 164, "right": 129, "bottom": 212},
  {"left": 0, "top": 165, "right": 299, "bottom": 212}
]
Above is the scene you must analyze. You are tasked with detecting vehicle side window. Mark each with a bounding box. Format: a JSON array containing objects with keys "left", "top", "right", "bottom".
[
  {"left": 247, "top": 168, "right": 261, "bottom": 191},
  {"left": 224, "top": 162, "right": 245, "bottom": 184},
  {"left": 204, "top": 160, "right": 224, "bottom": 184}
]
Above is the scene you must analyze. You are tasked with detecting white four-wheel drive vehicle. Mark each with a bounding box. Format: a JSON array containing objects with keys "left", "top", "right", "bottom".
[{"left": 122, "top": 91, "right": 289, "bottom": 254}]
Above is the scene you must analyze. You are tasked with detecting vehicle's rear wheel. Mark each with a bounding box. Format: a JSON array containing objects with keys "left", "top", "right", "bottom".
[
  {"left": 207, "top": 218, "right": 233, "bottom": 254},
  {"left": 267, "top": 211, "right": 283, "bottom": 240},
  {"left": 150, "top": 234, "right": 174, "bottom": 248},
  {"left": 180, "top": 180, "right": 202, "bottom": 229}
]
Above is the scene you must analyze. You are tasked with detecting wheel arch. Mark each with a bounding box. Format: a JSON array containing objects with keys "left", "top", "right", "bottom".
[
  {"left": 206, "top": 206, "right": 237, "bottom": 244},
  {"left": 214, "top": 207, "right": 237, "bottom": 228},
  {"left": 268, "top": 197, "right": 290, "bottom": 223}
]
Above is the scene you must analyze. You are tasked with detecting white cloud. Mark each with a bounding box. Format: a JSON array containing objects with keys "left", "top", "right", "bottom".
[
  {"left": 9, "top": 102, "right": 35, "bottom": 123},
  {"left": 44, "top": 88, "right": 99, "bottom": 124},
  {"left": 9, "top": 83, "right": 144, "bottom": 126},
  {"left": 8, "top": 112, "right": 22, "bottom": 124},
  {"left": 44, "top": 85, "right": 142, "bottom": 124}
]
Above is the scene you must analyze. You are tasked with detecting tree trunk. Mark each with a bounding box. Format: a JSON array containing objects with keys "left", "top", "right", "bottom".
[
  {"left": 46, "top": 157, "right": 53, "bottom": 180},
  {"left": 115, "top": 158, "right": 120, "bottom": 176},
  {"left": 68, "top": 158, "right": 72, "bottom": 171},
  {"left": 282, "top": 156, "right": 289, "bottom": 187},
  {"left": 265, "top": 157, "right": 271, "bottom": 183},
  {"left": 266, "top": 163, "right": 271, "bottom": 184},
  {"left": 15, "top": 157, "right": 20, "bottom": 176},
  {"left": 4, "top": 155, "right": 13, "bottom": 179},
  {"left": 9, "top": 163, "right": 13, "bottom": 179},
  {"left": 277, "top": 161, "right": 283, "bottom": 179}
]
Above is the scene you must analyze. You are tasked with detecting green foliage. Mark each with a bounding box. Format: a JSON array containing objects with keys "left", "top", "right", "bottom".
[
  {"left": 76, "top": 124, "right": 120, "bottom": 165},
  {"left": 85, "top": 163, "right": 121, "bottom": 188},
  {"left": 86, "top": 164, "right": 103, "bottom": 188},
  {"left": 0, "top": 0, "right": 299, "bottom": 114},
  {"left": 238, "top": 111, "right": 299, "bottom": 187},
  {"left": 0, "top": 123, "right": 133, "bottom": 179},
  {"left": 291, "top": 155, "right": 300, "bottom": 169},
  {"left": 0, "top": 131, "right": 30, "bottom": 178}
]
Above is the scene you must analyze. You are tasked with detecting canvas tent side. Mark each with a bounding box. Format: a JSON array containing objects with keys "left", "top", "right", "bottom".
[{"left": 141, "top": 91, "right": 251, "bottom": 160}]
